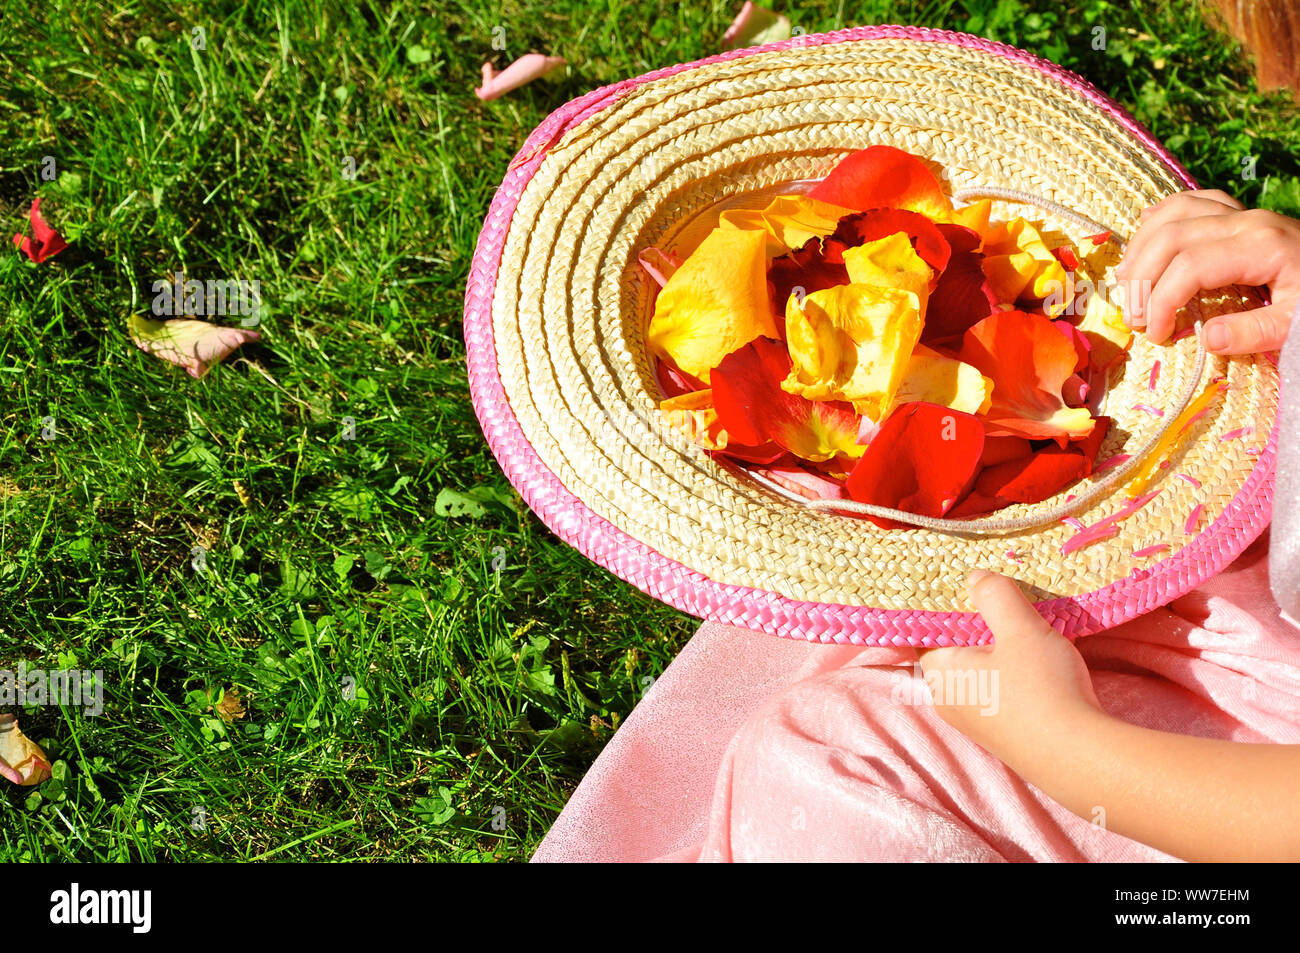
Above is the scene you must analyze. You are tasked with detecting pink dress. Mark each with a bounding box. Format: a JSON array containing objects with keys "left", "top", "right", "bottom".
[
  {"left": 534, "top": 331, "right": 1300, "bottom": 862},
  {"left": 531, "top": 530, "right": 1300, "bottom": 862}
]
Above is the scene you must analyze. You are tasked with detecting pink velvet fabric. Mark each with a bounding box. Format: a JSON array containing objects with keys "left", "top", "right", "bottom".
[{"left": 532, "top": 530, "right": 1300, "bottom": 862}]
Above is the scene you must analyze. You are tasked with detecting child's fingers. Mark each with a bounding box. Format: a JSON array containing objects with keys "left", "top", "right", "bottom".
[
  {"left": 1118, "top": 199, "right": 1240, "bottom": 281},
  {"left": 1202, "top": 303, "right": 1294, "bottom": 354},
  {"left": 1114, "top": 215, "right": 1240, "bottom": 328},
  {"left": 1139, "top": 189, "right": 1244, "bottom": 222},
  {"left": 1141, "top": 232, "right": 1284, "bottom": 344},
  {"left": 966, "top": 570, "right": 1055, "bottom": 647}
]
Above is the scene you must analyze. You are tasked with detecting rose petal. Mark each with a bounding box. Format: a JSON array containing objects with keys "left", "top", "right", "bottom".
[
  {"left": 981, "top": 217, "right": 1068, "bottom": 313},
  {"left": 475, "top": 54, "right": 566, "bottom": 101},
  {"left": 647, "top": 227, "right": 777, "bottom": 383},
  {"left": 712, "top": 337, "right": 864, "bottom": 462},
  {"left": 782, "top": 283, "right": 923, "bottom": 421},
  {"left": 129, "top": 313, "right": 260, "bottom": 378},
  {"left": 842, "top": 231, "right": 933, "bottom": 304},
  {"left": 12, "top": 198, "right": 68, "bottom": 264},
  {"left": 889, "top": 344, "right": 993, "bottom": 417},
  {"left": 823, "top": 207, "right": 950, "bottom": 273},
  {"left": 1076, "top": 287, "right": 1134, "bottom": 369},
  {"left": 755, "top": 462, "right": 848, "bottom": 500},
  {"left": 1052, "top": 319, "right": 1091, "bottom": 373},
  {"left": 949, "top": 446, "right": 1093, "bottom": 517},
  {"left": 958, "top": 310, "right": 1096, "bottom": 440},
  {"left": 845, "top": 402, "right": 984, "bottom": 528},
  {"left": 0, "top": 714, "right": 51, "bottom": 786},
  {"left": 718, "top": 195, "right": 854, "bottom": 257},
  {"left": 637, "top": 246, "right": 680, "bottom": 288},
  {"left": 721, "top": 2, "right": 792, "bottom": 49},
  {"left": 922, "top": 223, "right": 999, "bottom": 342},
  {"left": 808, "top": 146, "right": 953, "bottom": 222}
]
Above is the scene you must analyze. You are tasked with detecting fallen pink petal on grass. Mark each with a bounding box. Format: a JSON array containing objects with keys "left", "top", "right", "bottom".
[
  {"left": 129, "top": 313, "right": 260, "bottom": 378},
  {"left": 722, "top": 2, "right": 792, "bottom": 49},
  {"left": 12, "top": 198, "right": 68, "bottom": 263},
  {"left": 1185, "top": 504, "right": 1204, "bottom": 535},
  {"left": 0, "top": 714, "right": 51, "bottom": 786},
  {"left": 475, "top": 54, "right": 566, "bottom": 101}
]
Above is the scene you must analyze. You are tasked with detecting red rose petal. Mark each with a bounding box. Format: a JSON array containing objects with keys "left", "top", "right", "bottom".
[
  {"left": 958, "top": 310, "right": 1097, "bottom": 440},
  {"left": 711, "top": 337, "right": 862, "bottom": 462},
  {"left": 808, "top": 145, "right": 952, "bottom": 222},
  {"left": 922, "top": 223, "right": 998, "bottom": 342},
  {"left": 822, "top": 207, "right": 951, "bottom": 274},
  {"left": 845, "top": 401, "right": 984, "bottom": 529}
]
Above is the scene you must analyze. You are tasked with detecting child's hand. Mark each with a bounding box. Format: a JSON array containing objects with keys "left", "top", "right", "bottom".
[
  {"left": 1114, "top": 190, "right": 1300, "bottom": 353},
  {"left": 919, "top": 570, "right": 1104, "bottom": 759}
]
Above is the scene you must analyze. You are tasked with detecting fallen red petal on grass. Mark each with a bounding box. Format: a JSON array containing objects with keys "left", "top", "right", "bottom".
[
  {"left": 12, "top": 198, "right": 68, "bottom": 263},
  {"left": 844, "top": 401, "right": 984, "bottom": 528},
  {"left": 809, "top": 145, "right": 953, "bottom": 222},
  {"left": 711, "top": 337, "right": 864, "bottom": 462},
  {"left": 475, "top": 54, "right": 566, "bottom": 101}
]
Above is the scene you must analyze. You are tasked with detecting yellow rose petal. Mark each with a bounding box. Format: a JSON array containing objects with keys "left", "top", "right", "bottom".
[
  {"left": 889, "top": 344, "right": 994, "bottom": 417},
  {"left": 842, "top": 232, "right": 933, "bottom": 310},
  {"left": 782, "top": 284, "right": 922, "bottom": 421},
  {"left": 982, "top": 217, "right": 1068, "bottom": 313},
  {"left": 658, "top": 390, "right": 727, "bottom": 451},
  {"left": 718, "top": 195, "right": 855, "bottom": 257},
  {"left": 1076, "top": 286, "right": 1134, "bottom": 368},
  {"left": 647, "top": 227, "right": 777, "bottom": 383}
]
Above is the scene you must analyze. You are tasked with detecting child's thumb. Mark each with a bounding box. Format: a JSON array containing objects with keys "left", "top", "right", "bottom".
[
  {"left": 967, "top": 570, "right": 1055, "bottom": 646},
  {"left": 1203, "top": 302, "right": 1293, "bottom": 355}
]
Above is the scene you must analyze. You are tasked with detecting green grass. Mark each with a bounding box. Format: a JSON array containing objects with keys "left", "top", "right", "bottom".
[{"left": 0, "top": 0, "right": 1295, "bottom": 861}]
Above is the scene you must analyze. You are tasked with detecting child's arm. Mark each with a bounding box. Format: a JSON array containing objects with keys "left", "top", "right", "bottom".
[
  {"left": 916, "top": 195, "right": 1300, "bottom": 861},
  {"left": 921, "top": 571, "right": 1300, "bottom": 863}
]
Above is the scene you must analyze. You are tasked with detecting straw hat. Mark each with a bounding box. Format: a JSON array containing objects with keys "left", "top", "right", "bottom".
[{"left": 464, "top": 25, "right": 1278, "bottom": 645}]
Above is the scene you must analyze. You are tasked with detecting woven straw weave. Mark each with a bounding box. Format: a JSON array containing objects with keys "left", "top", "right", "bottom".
[{"left": 466, "top": 26, "right": 1278, "bottom": 645}]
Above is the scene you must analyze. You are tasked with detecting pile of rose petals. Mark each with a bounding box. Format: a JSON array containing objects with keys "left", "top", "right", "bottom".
[{"left": 644, "top": 145, "right": 1136, "bottom": 529}]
